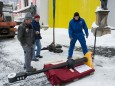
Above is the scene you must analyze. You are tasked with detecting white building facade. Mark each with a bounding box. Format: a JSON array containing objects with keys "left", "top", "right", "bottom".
[{"left": 16, "top": 0, "right": 48, "bottom": 25}]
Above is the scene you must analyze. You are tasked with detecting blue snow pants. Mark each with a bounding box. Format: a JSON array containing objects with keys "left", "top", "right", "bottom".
[{"left": 68, "top": 35, "right": 88, "bottom": 59}]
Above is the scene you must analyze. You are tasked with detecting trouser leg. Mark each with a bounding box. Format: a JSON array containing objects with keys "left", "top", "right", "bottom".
[
  {"left": 68, "top": 38, "right": 77, "bottom": 58},
  {"left": 78, "top": 36, "right": 88, "bottom": 55},
  {"left": 35, "top": 39, "right": 41, "bottom": 56},
  {"left": 32, "top": 44, "right": 36, "bottom": 59},
  {"left": 22, "top": 45, "right": 33, "bottom": 71}
]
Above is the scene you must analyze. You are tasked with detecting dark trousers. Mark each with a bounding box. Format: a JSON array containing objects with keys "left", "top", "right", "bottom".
[{"left": 22, "top": 45, "right": 34, "bottom": 71}]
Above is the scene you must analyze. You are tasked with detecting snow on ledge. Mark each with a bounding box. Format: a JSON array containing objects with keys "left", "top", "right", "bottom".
[
  {"left": 13, "top": 6, "right": 31, "bottom": 13},
  {"left": 107, "top": 26, "right": 115, "bottom": 29},
  {"left": 92, "top": 22, "right": 99, "bottom": 28},
  {"left": 95, "top": 6, "right": 109, "bottom": 12}
]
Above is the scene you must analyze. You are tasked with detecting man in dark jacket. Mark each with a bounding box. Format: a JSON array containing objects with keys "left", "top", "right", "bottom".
[
  {"left": 32, "top": 14, "right": 43, "bottom": 61},
  {"left": 68, "top": 12, "right": 89, "bottom": 59},
  {"left": 17, "top": 12, "right": 36, "bottom": 72}
]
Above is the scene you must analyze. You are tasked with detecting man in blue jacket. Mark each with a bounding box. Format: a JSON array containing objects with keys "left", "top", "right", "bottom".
[
  {"left": 32, "top": 14, "right": 43, "bottom": 61},
  {"left": 68, "top": 12, "right": 89, "bottom": 59}
]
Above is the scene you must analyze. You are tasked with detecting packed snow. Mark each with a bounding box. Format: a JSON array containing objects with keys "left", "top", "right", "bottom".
[{"left": 0, "top": 28, "right": 115, "bottom": 86}]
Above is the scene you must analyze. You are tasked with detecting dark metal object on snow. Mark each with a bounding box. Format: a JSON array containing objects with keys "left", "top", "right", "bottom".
[
  {"left": 42, "top": 0, "right": 63, "bottom": 53},
  {"left": 8, "top": 57, "right": 88, "bottom": 83},
  {"left": 41, "top": 42, "right": 63, "bottom": 53}
]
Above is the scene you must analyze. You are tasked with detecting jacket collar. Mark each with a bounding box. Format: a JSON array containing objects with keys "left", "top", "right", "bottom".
[{"left": 73, "top": 17, "right": 80, "bottom": 22}]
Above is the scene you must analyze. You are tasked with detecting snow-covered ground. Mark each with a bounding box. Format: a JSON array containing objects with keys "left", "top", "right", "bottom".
[{"left": 0, "top": 28, "right": 115, "bottom": 86}]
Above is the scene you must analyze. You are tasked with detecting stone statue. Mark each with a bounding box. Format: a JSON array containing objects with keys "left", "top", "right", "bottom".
[
  {"left": 100, "top": 0, "right": 108, "bottom": 10},
  {"left": 30, "top": 2, "right": 36, "bottom": 16}
]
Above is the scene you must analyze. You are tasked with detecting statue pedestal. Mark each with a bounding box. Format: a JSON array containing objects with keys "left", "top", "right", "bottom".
[
  {"left": 92, "top": 10, "right": 111, "bottom": 37},
  {"left": 96, "top": 10, "right": 109, "bottom": 27},
  {"left": 91, "top": 26, "right": 111, "bottom": 37}
]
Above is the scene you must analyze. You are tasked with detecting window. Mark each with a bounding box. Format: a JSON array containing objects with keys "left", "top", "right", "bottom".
[{"left": 24, "top": 0, "right": 28, "bottom": 7}]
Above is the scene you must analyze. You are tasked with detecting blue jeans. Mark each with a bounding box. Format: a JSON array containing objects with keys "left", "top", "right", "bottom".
[
  {"left": 33, "top": 39, "right": 41, "bottom": 59},
  {"left": 68, "top": 36, "right": 88, "bottom": 59}
]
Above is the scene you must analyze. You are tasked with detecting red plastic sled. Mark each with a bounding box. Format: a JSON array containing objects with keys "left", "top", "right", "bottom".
[{"left": 44, "top": 63, "right": 95, "bottom": 86}]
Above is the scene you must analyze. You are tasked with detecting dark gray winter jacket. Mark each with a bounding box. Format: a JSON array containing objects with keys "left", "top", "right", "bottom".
[{"left": 17, "top": 22, "right": 35, "bottom": 47}]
